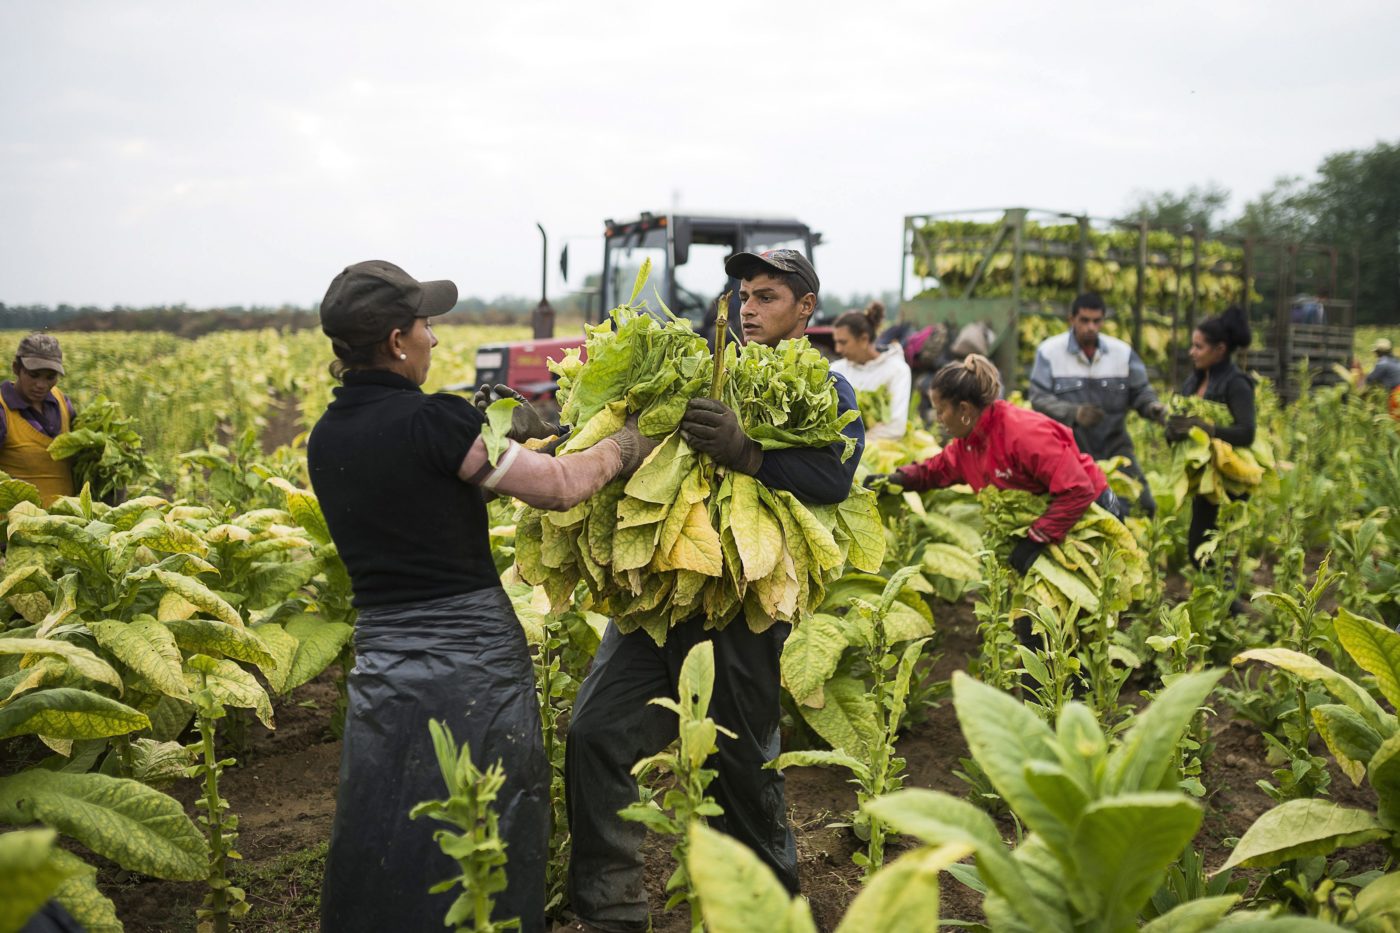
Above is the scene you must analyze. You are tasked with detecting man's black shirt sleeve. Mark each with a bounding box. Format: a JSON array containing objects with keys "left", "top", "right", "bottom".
[{"left": 753, "top": 373, "right": 864, "bottom": 505}]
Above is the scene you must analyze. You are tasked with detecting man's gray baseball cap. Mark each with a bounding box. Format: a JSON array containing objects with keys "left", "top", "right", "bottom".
[{"left": 724, "top": 249, "right": 820, "bottom": 298}]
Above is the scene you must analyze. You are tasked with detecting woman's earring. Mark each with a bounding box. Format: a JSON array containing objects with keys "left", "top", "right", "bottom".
[{"left": 399, "top": 353, "right": 408, "bottom": 360}]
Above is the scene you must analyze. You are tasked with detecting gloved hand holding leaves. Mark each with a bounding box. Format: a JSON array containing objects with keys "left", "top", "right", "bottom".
[
  {"left": 474, "top": 383, "right": 556, "bottom": 443},
  {"left": 1165, "top": 414, "right": 1213, "bottom": 443},
  {"left": 1144, "top": 400, "right": 1168, "bottom": 424},
  {"left": 1008, "top": 535, "right": 1047, "bottom": 575},
  {"left": 863, "top": 469, "right": 908, "bottom": 494},
  {"left": 679, "top": 398, "right": 763, "bottom": 474},
  {"left": 609, "top": 414, "right": 659, "bottom": 478}
]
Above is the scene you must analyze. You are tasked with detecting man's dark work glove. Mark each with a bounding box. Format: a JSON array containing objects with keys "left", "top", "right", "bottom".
[
  {"left": 1164, "top": 414, "right": 1212, "bottom": 443},
  {"left": 1075, "top": 404, "right": 1106, "bottom": 428},
  {"left": 1144, "top": 401, "right": 1168, "bottom": 423},
  {"left": 680, "top": 398, "right": 763, "bottom": 474},
  {"left": 1008, "top": 535, "right": 1046, "bottom": 575},
  {"left": 474, "top": 383, "right": 556, "bottom": 443}
]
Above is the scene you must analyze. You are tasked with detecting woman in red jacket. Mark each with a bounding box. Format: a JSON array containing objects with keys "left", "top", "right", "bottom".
[{"left": 872, "top": 355, "right": 1126, "bottom": 575}]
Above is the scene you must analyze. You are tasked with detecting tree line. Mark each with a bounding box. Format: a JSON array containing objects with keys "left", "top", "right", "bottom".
[{"left": 1125, "top": 138, "right": 1399, "bottom": 324}]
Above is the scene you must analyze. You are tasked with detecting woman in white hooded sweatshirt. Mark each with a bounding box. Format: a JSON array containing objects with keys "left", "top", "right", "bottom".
[{"left": 829, "top": 300, "right": 912, "bottom": 439}]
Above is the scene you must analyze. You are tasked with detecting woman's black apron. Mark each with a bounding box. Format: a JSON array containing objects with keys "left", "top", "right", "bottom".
[{"left": 320, "top": 588, "right": 547, "bottom": 932}]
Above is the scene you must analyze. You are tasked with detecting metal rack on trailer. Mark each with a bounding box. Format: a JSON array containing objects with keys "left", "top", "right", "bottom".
[{"left": 896, "top": 206, "right": 1359, "bottom": 398}]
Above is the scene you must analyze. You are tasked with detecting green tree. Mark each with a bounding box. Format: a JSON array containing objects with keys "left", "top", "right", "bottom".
[{"left": 1123, "top": 183, "right": 1232, "bottom": 230}]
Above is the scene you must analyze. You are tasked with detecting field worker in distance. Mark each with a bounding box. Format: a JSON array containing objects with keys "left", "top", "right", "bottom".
[
  {"left": 307, "top": 260, "right": 654, "bottom": 933},
  {"left": 565, "top": 248, "right": 864, "bottom": 932},
  {"left": 1164, "top": 306, "right": 1256, "bottom": 579},
  {"left": 830, "top": 299, "right": 912, "bottom": 439},
  {"left": 1364, "top": 337, "right": 1400, "bottom": 393},
  {"left": 1029, "top": 292, "right": 1166, "bottom": 516},
  {"left": 865, "top": 355, "right": 1127, "bottom": 649},
  {"left": 0, "top": 334, "right": 77, "bottom": 505}
]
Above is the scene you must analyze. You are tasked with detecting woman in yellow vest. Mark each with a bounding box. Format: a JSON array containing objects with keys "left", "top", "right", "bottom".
[{"left": 0, "top": 334, "right": 76, "bottom": 505}]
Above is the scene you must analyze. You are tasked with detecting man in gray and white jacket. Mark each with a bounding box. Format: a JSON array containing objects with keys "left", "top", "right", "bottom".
[{"left": 1029, "top": 293, "right": 1165, "bottom": 516}]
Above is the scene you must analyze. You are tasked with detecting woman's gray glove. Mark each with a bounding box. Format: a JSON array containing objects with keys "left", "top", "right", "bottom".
[
  {"left": 473, "top": 383, "right": 557, "bottom": 443},
  {"left": 609, "top": 415, "right": 659, "bottom": 478}
]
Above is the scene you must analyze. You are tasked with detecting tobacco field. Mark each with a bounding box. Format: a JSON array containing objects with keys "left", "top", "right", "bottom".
[{"left": 2, "top": 317, "right": 1400, "bottom": 932}]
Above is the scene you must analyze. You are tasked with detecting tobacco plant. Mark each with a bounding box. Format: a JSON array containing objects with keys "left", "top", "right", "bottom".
[
  {"left": 410, "top": 719, "right": 518, "bottom": 933},
  {"left": 769, "top": 566, "right": 929, "bottom": 875},
  {"left": 619, "top": 640, "right": 733, "bottom": 932},
  {"left": 189, "top": 660, "right": 249, "bottom": 932}
]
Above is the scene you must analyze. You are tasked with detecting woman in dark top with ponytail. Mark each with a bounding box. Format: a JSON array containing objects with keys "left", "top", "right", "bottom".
[{"left": 1164, "top": 305, "right": 1256, "bottom": 568}]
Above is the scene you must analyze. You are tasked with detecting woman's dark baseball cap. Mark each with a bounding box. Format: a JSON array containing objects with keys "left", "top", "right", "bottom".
[
  {"left": 723, "top": 248, "right": 820, "bottom": 298},
  {"left": 319, "top": 260, "right": 458, "bottom": 349}
]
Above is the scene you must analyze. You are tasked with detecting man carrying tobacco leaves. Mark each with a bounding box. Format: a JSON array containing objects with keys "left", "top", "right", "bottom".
[{"left": 557, "top": 249, "right": 865, "bottom": 932}]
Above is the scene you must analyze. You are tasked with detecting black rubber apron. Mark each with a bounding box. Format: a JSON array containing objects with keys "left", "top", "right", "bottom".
[{"left": 320, "top": 588, "right": 547, "bottom": 933}]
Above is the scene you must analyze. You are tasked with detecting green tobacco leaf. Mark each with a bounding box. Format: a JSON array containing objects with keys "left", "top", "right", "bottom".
[
  {"left": 1334, "top": 607, "right": 1400, "bottom": 711},
  {"left": 1107, "top": 669, "right": 1224, "bottom": 794},
  {"left": 923, "top": 542, "right": 981, "bottom": 582},
  {"left": 128, "top": 520, "right": 210, "bottom": 558},
  {"left": 153, "top": 569, "right": 243, "bottom": 627},
  {"left": 768, "top": 749, "right": 870, "bottom": 782},
  {"left": 251, "top": 622, "right": 299, "bottom": 694},
  {"left": 865, "top": 789, "right": 1045, "bottom": 928},
  {"left": 162, "top": 617, "right": 277, "bottom": 669},
  {"left": 1220, "top": 798, "right": 1388, "bottom": 872},
  {"left": 50, "top": 848, "right": 122, "bottom": 933},
  {"left": 731, "top": 474, "right": 782, "bottom": 581},
  {"left": 1369, "top": 732, "right": 1400, "bottom": 830},
  {"left": 1312, "top": 704, "right": 1381, "bottom": 786},
  {"left": 0, "top": 770, "right": 209, "bottom": 880},
  {"left": 688, "top": 822, "right": 816, "bottom": 933},
  {"left": 798, "top": 675, "right": 880, "bottom": 760},
  {"left": 1234, "top": 648, "right": 1396, "bottom": 735},
  {"left": 1353, "top": 870, "right": 1400, "bottom": 929},
  {"left": 185, "top": 654, "right": 274, "bottom": 728},
  {"left": 0, "top": 688, "right": 149, "bottom": 741},
  {"left": 1069, "top": 793, "right": 1203, "bottom": 930},
  {"left": 88, "top": 619, "right": 189, "bottom": 702},
  {"left": 1031, "top": 557, "right": 1099, "bottom": 614},
  {"left": 836, "top": 487, "right": 885, "bottom": 573},
  {"left": 482, "top": 397, "right": 520, "bottom": 467},
  {"left": 263, "top": 478, "right": 333, "bottom": 546},
  {"left": 282, "top": 615, "right": 353, "bottom": 692},
  {"left": 951, "top": 672, "right": 1060, "bottom": 836},
  {"left": 0, "top": 828, "right": 81, "bottom": 933},
  {"left": 834, "top": 842, "right": 971, "bottom": 933},
  {"left": 1139, "top": 895, "right": 1240, "bottom": 933},
  {"left": 0, "top": 638, "right": 122, "bottom": 692},
  {"left": 779, "top": 613, "right": 848, "bottom": 707}
]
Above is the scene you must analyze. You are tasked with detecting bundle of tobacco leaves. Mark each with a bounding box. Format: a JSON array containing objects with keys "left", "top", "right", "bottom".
[{"left": 513, "top": 263, "right": 883, "bottom": 644}]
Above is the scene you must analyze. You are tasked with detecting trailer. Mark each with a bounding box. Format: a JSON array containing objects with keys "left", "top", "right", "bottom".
[{"left": 897, "top": 207, "right": 1359, "bottom": 398}]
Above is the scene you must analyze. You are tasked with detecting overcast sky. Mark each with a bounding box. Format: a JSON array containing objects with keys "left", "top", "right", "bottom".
[{"left": 2, "top": 0, "right": 1397, "bottom": 309}]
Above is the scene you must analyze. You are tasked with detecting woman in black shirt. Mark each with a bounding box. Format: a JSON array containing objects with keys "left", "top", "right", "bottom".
[
  {"left": 1165, "top": 305, "right": 1256, "bottom": 568},
  {"left": 308, "top": 261, "right": 650, "bottom": 933}
]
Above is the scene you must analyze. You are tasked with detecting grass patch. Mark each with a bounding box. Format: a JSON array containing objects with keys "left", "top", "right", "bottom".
[{"left": 233, "top": 841, "right": 327, "bottom": 932}]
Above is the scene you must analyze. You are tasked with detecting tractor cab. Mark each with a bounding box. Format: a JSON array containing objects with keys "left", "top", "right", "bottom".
[
  {"left": 472, "top": 213, "right": 829, "bottom": 407},
  {"left": 600, "top": 213, "right": 821, "bottom": 331}
]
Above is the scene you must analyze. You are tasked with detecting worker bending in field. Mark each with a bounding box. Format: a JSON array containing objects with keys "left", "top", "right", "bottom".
[
  {"left": 1029, "top": 293, "right": 1165, "bottom": 516},
  {"left": 866, "top": 356, "right": 1126, "bottom": 643},
  {"left": 565, "top": 249, "right": 863, "bottom": 932},
  {"left": 830, "top": 300, "right": 912, "bottom": 439},
  {"left": 308, "top": 261, "right": 653, "bottom": 933},
  {"left": 0, "top": 334, "right": 76, "bottom": 506}
]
